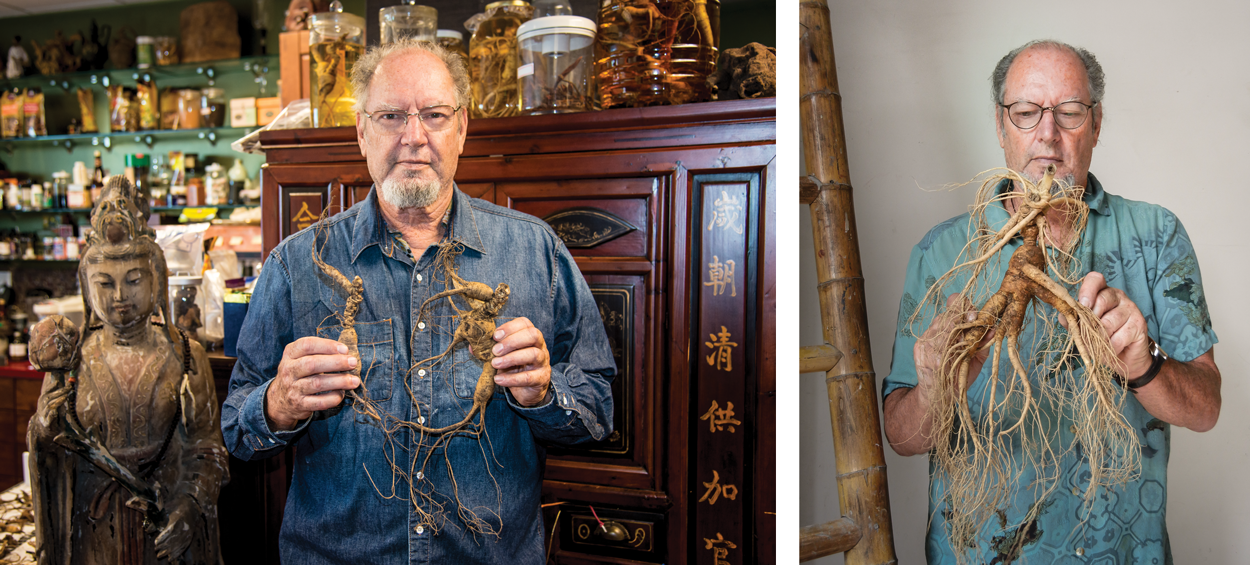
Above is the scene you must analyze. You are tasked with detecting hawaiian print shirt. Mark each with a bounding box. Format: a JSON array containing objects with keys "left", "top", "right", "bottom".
[{"left": 883, "top": 173, "right": 1217, "bottom": 564}]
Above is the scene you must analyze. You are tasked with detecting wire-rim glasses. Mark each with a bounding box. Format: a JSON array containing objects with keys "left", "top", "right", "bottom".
[
  {"left": 999, "top": 100, "right": 1096, "bottom": 130},
  {"left": 363, "top": 105, "right": 461, "bottom": 135}
]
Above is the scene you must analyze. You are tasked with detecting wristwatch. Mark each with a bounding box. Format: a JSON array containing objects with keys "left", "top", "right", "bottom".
[{"left": 1125, "top": 338, "right": 1167, "bottom": 392}]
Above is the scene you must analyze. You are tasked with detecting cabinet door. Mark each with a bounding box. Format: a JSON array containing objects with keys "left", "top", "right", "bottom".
[
  {"left": 458, "top": 143, "right": 775, "bottom": 564},
  {"left": 261, "top": 162, "right": 375, "bottom": 258}
]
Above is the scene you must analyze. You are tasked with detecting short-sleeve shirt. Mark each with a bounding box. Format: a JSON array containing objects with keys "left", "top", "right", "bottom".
[{"left": 883, "top": 173, "right": 1217, "bottom": 564}]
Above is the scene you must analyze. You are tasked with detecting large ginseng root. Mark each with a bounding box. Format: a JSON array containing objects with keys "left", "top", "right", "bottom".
[{"left": 918, "top": 165, "right": 1140, "bottom": 559}]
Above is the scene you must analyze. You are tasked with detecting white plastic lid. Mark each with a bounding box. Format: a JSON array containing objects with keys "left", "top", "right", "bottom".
[
  {"left": 517, "top": 15, "right": 595, "bottom": 42},
  {"left": 437, "top": 29, "right": 463, "bottom": 41},
  {"left": 136, "top": 36, "right": 154, "bottom": 44},
  {"left": 169, "top": 275, "right": 203, "bottom": 285}
]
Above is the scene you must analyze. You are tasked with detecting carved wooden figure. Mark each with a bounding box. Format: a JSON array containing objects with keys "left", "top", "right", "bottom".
[{"left": 27, "top": 176, "right": 229, "bottom": 564}]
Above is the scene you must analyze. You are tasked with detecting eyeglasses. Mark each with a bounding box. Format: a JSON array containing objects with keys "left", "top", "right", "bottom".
[
  {"left": 363, "top": 105, "right": 461, "bottom": 135},
  {"left": 999, "top": 100, "right": 1096, "bottom": 130}
]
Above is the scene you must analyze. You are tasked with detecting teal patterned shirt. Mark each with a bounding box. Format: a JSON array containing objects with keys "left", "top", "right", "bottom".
[{"left": 883, "top": 173, "right": 1217, "bottom": 564}]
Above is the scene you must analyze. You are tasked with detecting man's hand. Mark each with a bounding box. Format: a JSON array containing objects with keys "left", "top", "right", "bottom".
[
  {"left": 886, "top": 294, "right": 994, "bottom": 456},
  {"left": 490, "top": 317, "right": 552, "bottom": 407},
  {"left": 915, "top": 294, "right": 994, "bottom": 395},
  {"left": 266, "top": 337, "right": 361, "bottom": 431},
  {"left": 1075, "top": 272, "right": 1151, "bottom": 378}
]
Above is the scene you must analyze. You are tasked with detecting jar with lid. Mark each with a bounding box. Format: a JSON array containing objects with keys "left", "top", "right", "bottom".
[
  {"left": 517, "top": 16, "right": 595, "bottom": 115},
  {"left": 594, "top": 0, "right": 720, "bottom": 108},
  {"left": 154, "top": 36, "right": 179, "bottom": 66},
  {"left": 136, "top": 36, "right": 156, "bottom": 69},
  {"left": 168, "top": 275, "right": 204, "bottom": 340},
  {"left": 52, "top": 171, "right": 70, "bottom": 208},
  {"left": 309, "top": 0, "right": 365, "bottom": 128},
  {"left": 379, "top": 3, "right": 437, "bottom": 44},
  {"left": 469, "top": 0, "right": 533, "bottom": 119},
  {"left": 205, "top": 163, "right": 228, "bottom": 205},
  {"left": 437, "top": 30, "right": 468, "bottom": 66},
  {"left": 200, "top": 88, "right": 226, "bottom": 128}
]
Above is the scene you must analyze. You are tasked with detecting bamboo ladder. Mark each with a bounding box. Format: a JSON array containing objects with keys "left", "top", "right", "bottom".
[{"left": 798, "top": 2, "right": 898, "bottom": 563}]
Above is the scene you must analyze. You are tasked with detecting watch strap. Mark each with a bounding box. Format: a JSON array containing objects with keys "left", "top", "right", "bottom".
[{"left": 1125, "top": 338, "right": 1166, "bottom": 392}]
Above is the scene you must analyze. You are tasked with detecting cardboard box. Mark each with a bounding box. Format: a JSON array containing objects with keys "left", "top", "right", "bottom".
[
  {"left": 256, "top": 97, "right": 281, "bottom": 126},
  {"left": 230, "top": 97, "right": 257, "bottom": 128}
]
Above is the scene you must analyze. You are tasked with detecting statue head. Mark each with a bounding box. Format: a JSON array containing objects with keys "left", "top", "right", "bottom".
[{"left": 80, "top": 176, "right": 167, "bottom": 336}]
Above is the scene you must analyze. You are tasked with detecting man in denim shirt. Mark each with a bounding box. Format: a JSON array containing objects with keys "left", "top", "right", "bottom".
[{"left": 222, "top": 39, "right": 615, "bottom": 563}]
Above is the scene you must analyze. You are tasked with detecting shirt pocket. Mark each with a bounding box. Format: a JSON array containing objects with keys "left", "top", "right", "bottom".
[
  {"left": 451, "top": 344, "right": 489, "bottom": 400},
  {"left": 317, "top": 318, "right": 395, "bottom": 402}
]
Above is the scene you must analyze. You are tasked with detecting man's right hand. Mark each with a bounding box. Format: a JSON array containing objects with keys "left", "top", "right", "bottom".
[
  {"left": 915, "top": 294, "right": 993, "bottom": 396},
  {"left": 886, "top": 293, "right": 993, "bottom": 456},
  {"left": 265, "top": 337, "right": 361, "bottom": 431}
]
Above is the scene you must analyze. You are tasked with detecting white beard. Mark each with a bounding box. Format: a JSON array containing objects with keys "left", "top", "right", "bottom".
[{"left": 379, "top": 176, "right": 442, "bottom": 209}]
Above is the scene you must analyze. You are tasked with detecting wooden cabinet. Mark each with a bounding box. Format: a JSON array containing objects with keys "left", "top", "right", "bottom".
[
  {"left": 256, "top": 98, "right": 775, "bottom": 564},
  {"left": 0, "top": 367, "right": 41, "bottom": 490}
]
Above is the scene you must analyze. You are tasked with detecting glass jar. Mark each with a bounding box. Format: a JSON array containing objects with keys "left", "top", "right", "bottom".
[
  {"left": 168, "top": 275, "right": 204, "bottom": 339},
  {"left": 52, "top": 171, "right": 69, "bottom": 209},
  {"left": 309, "top": 0, "right": 365, "bottom": 128},
  {"left": 379, "top": 3, "right": 437, "bottom": 44},
  {"left": 154, "top": 36, "right": 180, "bottom": 66},
  {"left": 136, "top": 36, "right": 155, "bottom": 69},
  {"left": 200, "top": 87, "right": 227, "bottom": 128},
  {"left": 469, "top": 0, "right": 533, "bottom": 119},
  {"left": 177, "top": 89, "right": 202, "bottom": 129},
  {"left": 595, "top": 0, "right": 720, "bottom": 108},
  {"left": 517, "top": 16, "right": 595, "bottom": 115},
  {"left": 436, "top": 29, "right": 468, "bottom": 66}
]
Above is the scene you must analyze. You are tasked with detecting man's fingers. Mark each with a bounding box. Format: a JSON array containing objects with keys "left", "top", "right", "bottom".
[
  {"left": 492, "top": 346, "right": 548, "bottom": 372},
  {"left": 295, "top": 373, "right": 360, "bottom": 396},
  {"left": 492, "top": 326, "right": 546, "bottom": 358},
  {"left": 1078, "top": 272, "right": 1107, "bottom": 309},
  {"left": 493, "top": 366, "right": 548, "bottom": 389},
  {"left": 290, "top": 354, "right": 357, "bottom": 379},
  {"left": 284, "top": 336, "right": 350, "bottom": 359}
]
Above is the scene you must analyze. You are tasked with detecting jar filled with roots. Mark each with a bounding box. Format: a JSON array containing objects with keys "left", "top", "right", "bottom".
[
  {"left": 595, "top": 0, "right": 720, "bottom": 108},
  {"left": 470, "top": 0, "right": 534, "bottom": 119}
]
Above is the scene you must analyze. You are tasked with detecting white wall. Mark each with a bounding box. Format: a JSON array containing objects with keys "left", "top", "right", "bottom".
[{"left": 798, "top": 2, "right": 1250, "bottom": 564}]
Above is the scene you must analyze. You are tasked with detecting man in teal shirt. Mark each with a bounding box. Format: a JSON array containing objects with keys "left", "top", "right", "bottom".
[{"left": 882, "top": 40, "right": 1222, "bottom": 563}]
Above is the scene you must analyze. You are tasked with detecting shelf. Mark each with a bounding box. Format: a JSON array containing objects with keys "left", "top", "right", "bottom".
[
  {"left": 0, "top": 360, "right": 42, "bottom": 380},
  {"left": 1, "top": 56, "right": 272, "bottom": 92},
  {"left": 1, "top": 204, "right": 257, "bottom": 215},
  {"left": 2, "top": 127, "right": 256, "bottom": 153}
]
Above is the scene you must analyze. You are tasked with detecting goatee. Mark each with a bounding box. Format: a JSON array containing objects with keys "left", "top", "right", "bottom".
[{"left": 380, "top": 176, "right": 442, "bottom": 209}]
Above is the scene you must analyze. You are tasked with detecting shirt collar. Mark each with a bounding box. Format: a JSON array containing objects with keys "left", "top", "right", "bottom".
[{"left": 350, "top": 184, "right": 487, "bottom": 264}]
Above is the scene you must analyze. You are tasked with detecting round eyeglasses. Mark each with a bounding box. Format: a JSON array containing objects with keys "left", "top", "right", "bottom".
[
  {"left": 999, "top": 100, "right": 1096, "bottom": 130},
  {"left": 363, "top": 105, "right": 461, "bottom": 135}
]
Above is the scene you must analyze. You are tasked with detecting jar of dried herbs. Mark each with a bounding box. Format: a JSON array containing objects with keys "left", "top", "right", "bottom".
[
  {"left": 469, "top": 0, "right": 533, "bottom": 119},
  {"left": 595, "top": 0, "right": 721, "bottom": 108},
  {"left": 309, "top": 0, "right": 365, "bottom": 127}
]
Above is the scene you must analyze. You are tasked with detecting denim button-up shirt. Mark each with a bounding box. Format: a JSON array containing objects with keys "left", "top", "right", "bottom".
[{"left": 222, "top": 187, "right": 616, "bottom": 564}]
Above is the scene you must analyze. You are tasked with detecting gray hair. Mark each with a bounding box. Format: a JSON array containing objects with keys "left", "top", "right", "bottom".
[
  {"left": 350, "top": 39, "right": 471, "bottom": 114},
  {"left": 990, "top": 40, "right": 1105, "bottom": 106}
]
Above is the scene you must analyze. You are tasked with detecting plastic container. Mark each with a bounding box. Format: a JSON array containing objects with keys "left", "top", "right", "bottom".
[
  {"left": 517, "top": 15, "right": 595, "bottom": 115},
  {"left": 469, "top": 0, "right": 533, "bottom": 119},
  {"left": 379, "top": 3, "right": 437, "bottom": 44},
  {"left": 309, "top": 0, "right": 365, "bottom": 128},
  {"left": 33, "top": 296, "right": 85, "bottom": 328},
  {"left": 594, "top": 0, "right": 720, "bottom": 108},
  {"left": 168, "top": 275, "right": 204, "bottom": 339}
]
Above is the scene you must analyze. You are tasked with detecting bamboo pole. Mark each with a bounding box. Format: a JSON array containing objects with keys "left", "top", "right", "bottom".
[
  {"left": 799, "top": 2, "right": 897, "bottom": 564},
  {"left": 800, "top": 517, "right": 862, "bottom": 561}
]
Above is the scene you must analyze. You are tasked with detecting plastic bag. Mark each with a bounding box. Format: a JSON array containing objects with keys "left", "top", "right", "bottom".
[
  {"left": 154, "top": 223, "right": 210, "bottom": 275},
  {"left": 202, "top": 268, "right": 226, "bottom": 346}
]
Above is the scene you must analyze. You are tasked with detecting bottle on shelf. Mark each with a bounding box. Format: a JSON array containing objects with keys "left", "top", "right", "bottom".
[
  {"left": 30, "top": 182, "right": 43, "bottom": 211},
  {"left": 92, "top": 150, "right": 107, "bottom": 203},
  {"left": 53, "top": 171, "right": 70, "bottom": 209},
  {"left": 184, "top": 153, "right": 202, "bottom": 206},
  {"left": 149, "top": 154, "right": 171, "bottom": 207},
  {"left": 0, "top": 230, "right": 10, "bottom": 259}
]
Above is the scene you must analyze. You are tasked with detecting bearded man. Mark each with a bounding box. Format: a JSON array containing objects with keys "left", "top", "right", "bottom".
[{"left": 222, "top": 40, "right": 615, "bottom": 563}]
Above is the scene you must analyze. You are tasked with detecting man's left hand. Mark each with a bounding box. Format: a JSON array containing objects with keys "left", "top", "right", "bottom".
[
  {"left": 1076, "top": 271, "right": 1152, "bottom": 377},
  {"left": 491, "top": 317, "right": 552, "bottom": 407}
]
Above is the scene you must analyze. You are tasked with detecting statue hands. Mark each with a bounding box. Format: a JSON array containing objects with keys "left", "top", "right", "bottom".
[{"left": 154, "top": 497, "right": 195, "bottom": 560}]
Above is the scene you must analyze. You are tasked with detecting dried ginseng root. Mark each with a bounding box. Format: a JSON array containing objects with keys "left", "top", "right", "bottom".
[{"left": 911, "top": 165, "right": 1140, "bottom": 560}]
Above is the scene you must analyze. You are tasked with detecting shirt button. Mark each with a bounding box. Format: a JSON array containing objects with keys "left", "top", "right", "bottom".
[
  {"left": 418, "top": 416, "right": 426, "bottom": 424},
  {"left": 418, "top": 369, "right": 426, "bottom": 377},
  {"left": 416, "top": 525, "right": 425, "bottom": 535},
  {"left": 1069, "top": 425, "right": 1078, "bottom": 434},
  {"left": 418, "top": 322, "right": 426, "bottom": 330},
  {"left": 565, "top": 410, "right": 572, "bottom": 416},
  {"left": 416, "top": 274, "right": 423, "bottom": 282},
  {"left": 1076, "top": 547, "right": 1084, "bottom": 556},
  {"left": 1071, "top": 487, "right": 1080, "bottom": 496},
  {"left": 417, "top": 471, "right": 424, "bottom": 480}
]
